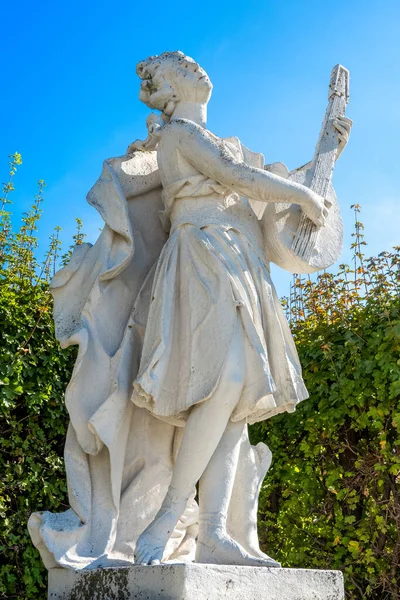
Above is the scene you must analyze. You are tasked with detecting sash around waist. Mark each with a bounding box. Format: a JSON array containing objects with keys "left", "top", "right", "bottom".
[{"left": 169, "top": 200, "right": 265, "bottom": 257}]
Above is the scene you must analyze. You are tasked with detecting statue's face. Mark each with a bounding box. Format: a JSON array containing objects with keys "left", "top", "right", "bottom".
[{"left": 137, "top": 52, "right": 212, "bottom": 112}]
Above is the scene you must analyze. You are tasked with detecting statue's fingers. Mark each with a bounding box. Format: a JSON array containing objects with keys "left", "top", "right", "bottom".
[
  {"left": 324, "top": 198, "right": 333, "bottom": 208},
  {"left": 331, "top": 118, "right": 340, "bottom": 131},
  {"left": 338, "top": 115, "right": 353, "bottom": 126},
  {"left": 332, "top": 121, "right": 347, "bottom": 137},
  {"left": 338, "top": 120, "right": 352, "bottom": 134},
  {"left": 335, "top": 117, "right": 352, "bottom": 137},
  {"left": 135, "top": 549, "right": 146, "bottom": 564},
  {"left": 139, "top": 552, "right": 151, "bottom": 565}
]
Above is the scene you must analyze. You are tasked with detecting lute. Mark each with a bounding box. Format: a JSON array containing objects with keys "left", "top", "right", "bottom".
[{"left": 259, "top": 64, "right": 350, "bottom": 274}]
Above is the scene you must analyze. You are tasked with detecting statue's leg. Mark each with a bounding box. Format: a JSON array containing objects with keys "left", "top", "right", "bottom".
[
  {"left": 195, "top": 423, "right": 280, "bottom": 567},
  {"left": 135, "top": 322, "right": 245, "bottom": 565}
]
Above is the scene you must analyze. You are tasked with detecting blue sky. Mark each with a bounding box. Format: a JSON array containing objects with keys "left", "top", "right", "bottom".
[{"left": 1, "top": 0, "right": 399, "bottom": 295}]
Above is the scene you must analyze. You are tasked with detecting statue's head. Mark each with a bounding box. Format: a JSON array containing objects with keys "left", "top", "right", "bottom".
[{"left": 136, "top": 51, "right": 212, "bottom": 116}]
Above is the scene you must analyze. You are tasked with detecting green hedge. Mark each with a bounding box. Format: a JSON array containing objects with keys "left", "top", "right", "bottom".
[
  {"left": 1, "top": 159, "right": 399, "bottom": 598},
  {"left": 1, "top": 156, "right": 74, "bottom": 598},
  {"left": 0, "top": 281, "right": 74, "bottom": 599},
  {"left": 251, "top": 294, "right": 400, "bottom": 599}
]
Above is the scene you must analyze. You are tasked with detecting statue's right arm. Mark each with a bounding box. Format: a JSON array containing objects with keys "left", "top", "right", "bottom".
[{"left": 170, "top": 120, "right": 314, "bottom": 208}]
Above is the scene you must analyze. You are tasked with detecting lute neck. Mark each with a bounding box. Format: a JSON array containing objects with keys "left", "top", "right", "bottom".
[
  {"left": 291, "top": 64, "right": 350, "bottom": 261},
  {"left": 309, "top": 65, "right": 350, "bottom": 196}
]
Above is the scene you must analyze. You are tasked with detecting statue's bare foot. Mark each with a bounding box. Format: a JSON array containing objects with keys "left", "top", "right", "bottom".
[
  {"left": 239, "top": 537, "right": 279, "bottom": 562},
  {"left": 135, "top": 527, "right": 166, "bottom": 565},
  {"left": 135, "top": 487, "right": 187, "bottom": 565},
  {"left": 135, "top": 512, "right": 177, "bottom": 565},
  {"left": 196, "top": 530, "right": 281, "bottom": 567},
  {"left": 244, "top": 545, "right": 280, "bottom": 563}
]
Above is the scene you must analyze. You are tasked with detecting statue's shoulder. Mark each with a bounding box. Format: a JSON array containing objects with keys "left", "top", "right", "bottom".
[
  {"left": 163, "top": 118, "right": 202, "bottom": 136},
  {"left": 162, "top": 119, "right": 218, "bottom": 143}
]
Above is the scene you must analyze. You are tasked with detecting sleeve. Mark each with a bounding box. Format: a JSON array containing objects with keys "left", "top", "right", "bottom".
[{"left": 171, "top": 120, "right": 308, "bottom": 206}]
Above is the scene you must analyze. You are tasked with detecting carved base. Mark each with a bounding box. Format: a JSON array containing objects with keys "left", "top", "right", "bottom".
[{"left": 48, "top": 564, "right": 344, "bottom": 599}]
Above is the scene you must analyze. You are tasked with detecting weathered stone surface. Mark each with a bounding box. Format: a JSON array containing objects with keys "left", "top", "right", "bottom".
[
  {"left": 29, "top": 50, "right": 352, "bottom": 574},
  {"left": 48, "top": 564, "right": 344, "bottom": 600}
]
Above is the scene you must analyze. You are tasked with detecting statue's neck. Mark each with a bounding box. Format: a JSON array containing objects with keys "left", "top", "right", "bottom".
[{"left": 169, "top": 102, "right": 207, "bottom": 128}]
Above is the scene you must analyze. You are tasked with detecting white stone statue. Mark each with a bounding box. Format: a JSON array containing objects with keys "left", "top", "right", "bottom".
[{"left": 28, "top": 51, "right": 351, "bottom": 573}]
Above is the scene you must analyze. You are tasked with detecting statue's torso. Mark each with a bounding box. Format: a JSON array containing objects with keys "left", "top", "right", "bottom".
[{"left": 157, "top": 125, "right": 264, "bottom": 252}]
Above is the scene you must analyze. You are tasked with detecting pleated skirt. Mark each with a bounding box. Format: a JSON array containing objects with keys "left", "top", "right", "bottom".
[{"left": 132, "top": 224, "right": 308, "bottom": 426}]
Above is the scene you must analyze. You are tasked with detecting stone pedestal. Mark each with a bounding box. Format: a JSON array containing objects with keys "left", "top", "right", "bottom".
[{"left": 48, "top": 564, "right": 344, "bottom": 599}]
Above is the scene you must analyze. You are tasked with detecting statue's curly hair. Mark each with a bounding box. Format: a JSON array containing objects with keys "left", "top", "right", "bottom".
[{"left": 136, "top": 51, "right": 212, "bottom": 115}]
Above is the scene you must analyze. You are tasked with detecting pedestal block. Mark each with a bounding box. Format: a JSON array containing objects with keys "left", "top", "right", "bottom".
[{"left": 48, "top": 564, "right": 345, "bottom": 600}]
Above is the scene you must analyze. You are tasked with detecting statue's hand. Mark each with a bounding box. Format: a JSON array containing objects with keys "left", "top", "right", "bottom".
[
  {"left": 302, "top": 189, "right": 332, "bottom": 228},
  {"left": 126, "top": 114, "right": 165, "bottom": 155},
  {"left": 332, "top": 115, "right": 352, "bottom": 159}
]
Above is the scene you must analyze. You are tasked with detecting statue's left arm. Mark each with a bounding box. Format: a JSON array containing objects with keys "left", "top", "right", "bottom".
[{"left": 170, "top": 119, "right": 328, "bottom": 228}]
